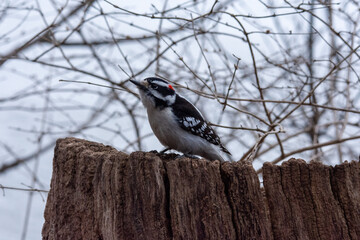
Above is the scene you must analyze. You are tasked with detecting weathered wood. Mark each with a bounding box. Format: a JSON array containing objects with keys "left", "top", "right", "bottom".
[
  {"left": 165, "top": 158, "right": 236, "bottom": 239},
  {"left": 331, "top": 161, "right": 360, "bottom": 239},
  {"left": 42, "top": 139, "right": 171, "bottom": 240},
  {"left": 263, "top": 159, "right": 358, "bottom": 240},
  {"left": 221, "top": 162, "right": 272, "bottom": 239},
  {"left": 42, "top": 138, "right": 360, "bottom": 240}
]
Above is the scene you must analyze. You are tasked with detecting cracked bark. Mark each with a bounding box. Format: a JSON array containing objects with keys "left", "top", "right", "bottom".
[
  {"left": 42, "top": 138, "right": 359, "bottom": 240},
  {"left": 263, "top": 159, "right": 359, "bottom": 240}
]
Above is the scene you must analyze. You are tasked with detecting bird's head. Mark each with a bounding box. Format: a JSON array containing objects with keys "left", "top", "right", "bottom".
[{"left": 130, "top": 77, "right": 176, "bottom": 109}]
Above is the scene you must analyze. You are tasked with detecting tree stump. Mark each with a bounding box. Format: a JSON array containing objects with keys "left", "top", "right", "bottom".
[{"left": 42, "top": 138, "right": 360, "bottom": 240}]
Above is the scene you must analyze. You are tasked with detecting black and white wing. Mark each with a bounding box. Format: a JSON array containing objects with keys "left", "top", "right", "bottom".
[{"left": 171, "top": 95, "right": 231, "bottom": 155}]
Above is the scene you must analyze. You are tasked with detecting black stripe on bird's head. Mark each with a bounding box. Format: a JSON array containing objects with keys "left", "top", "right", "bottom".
[
  {"left": 130, "top": 77, "right": 176, "bottom": 109},
  {"left": 145, "top": 77, "right": 175, "bottom": 94}
]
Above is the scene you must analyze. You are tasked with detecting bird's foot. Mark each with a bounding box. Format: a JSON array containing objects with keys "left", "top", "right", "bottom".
[
  {"left": 175, "top": 153, "right": 200, "bottom": 159},
  {"left": 159, "top": 147, "right": 171, "bottom": 154},
  {"left": 185, "top": 153, "right": 199, "bottom": 159}
]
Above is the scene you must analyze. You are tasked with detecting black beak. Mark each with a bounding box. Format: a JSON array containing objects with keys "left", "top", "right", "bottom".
[
  {"left": 130, "top": 80, "right": 147, "bottom": 91},
  {"left": 130, "top": 80, "right": 141, "bottom": 87}
]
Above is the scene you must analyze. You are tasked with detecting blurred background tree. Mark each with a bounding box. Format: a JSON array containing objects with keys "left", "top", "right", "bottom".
[{"left": 0, "top": 0, "right": 359, "bottom": 239}]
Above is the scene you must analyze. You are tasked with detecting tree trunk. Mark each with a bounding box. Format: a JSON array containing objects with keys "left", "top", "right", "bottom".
[{"left": 42, "top": 138, "right": 360, "bottom": 240}]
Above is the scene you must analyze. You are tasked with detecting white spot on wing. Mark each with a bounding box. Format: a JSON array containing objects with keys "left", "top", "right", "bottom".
[{"left": 183, "top": 117, "right": 201, "bottom": 127}]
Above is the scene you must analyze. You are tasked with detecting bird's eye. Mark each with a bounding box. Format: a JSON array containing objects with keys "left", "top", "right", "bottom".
[{"left": 152, "top": 84, "right": 158, "bottom": 89}]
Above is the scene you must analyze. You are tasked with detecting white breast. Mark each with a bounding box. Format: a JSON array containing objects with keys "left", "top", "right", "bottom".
[
  {"left": 147, "top": 107, "right": 181, "bottom": 149},
  {"left": 146, "top": 107, "right": 224, "bottom": 161}
]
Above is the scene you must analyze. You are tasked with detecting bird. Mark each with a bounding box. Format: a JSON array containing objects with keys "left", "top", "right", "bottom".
[{"left": 130, "top": 77, "right": 231, "bottom": 161}]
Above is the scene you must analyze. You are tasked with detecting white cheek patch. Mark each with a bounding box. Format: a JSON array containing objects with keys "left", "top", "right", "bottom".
[
  {"left": 149, "top": 88, "right": 176, "bottom": 105},
  {"left": 149, "top": 88, "right": 163, "bottom": 100},
  {"left": 165, "top": 94, "right": 176, "bottom": 105}
]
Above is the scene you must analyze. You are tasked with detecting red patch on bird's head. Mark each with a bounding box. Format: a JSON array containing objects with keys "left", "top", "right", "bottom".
[{"left": 168, "top": 84, "right": 174, "bottom": 91}]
